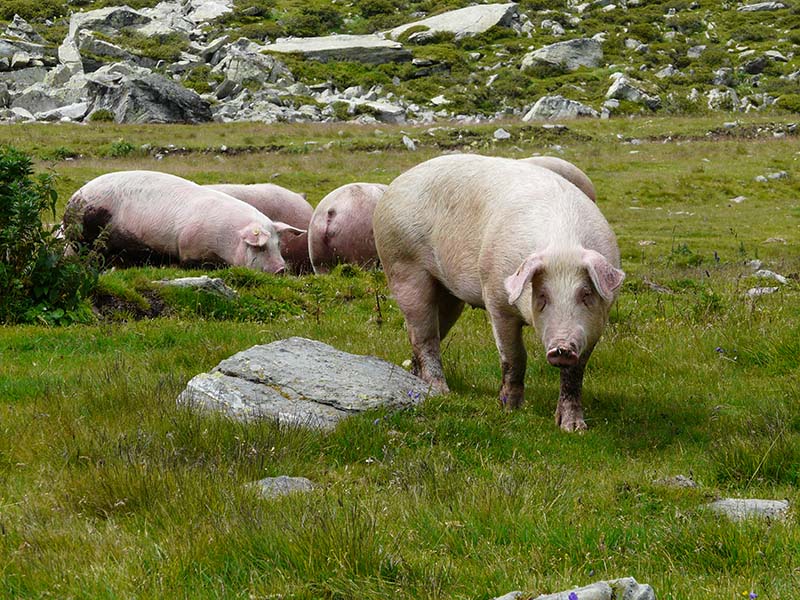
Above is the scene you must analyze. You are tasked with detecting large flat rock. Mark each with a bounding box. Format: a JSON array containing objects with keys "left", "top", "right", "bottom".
[
  {"left": 264, "top": 35, "right": 411, "bottom": 64},
  {"left": 386, "top": 3, "right": 518, "bottom": 42},
  {"left": 178, "top": 337, "right": 432, "bottom": 429}
]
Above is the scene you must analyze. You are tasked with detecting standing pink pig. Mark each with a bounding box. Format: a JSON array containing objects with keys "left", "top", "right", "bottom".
[
  {"left": 307, "top": 182, "right": 387, "bottom": 274},
  {"left": 203, "top": 183, "right": 313, "bottom": 273},
  {"left": 66, "top": 171, "right": 303, "bottom": 272},
  {"left": 373, "top": 154, "right": 624, "bottom": 431},
  {"left": 520, "top": 156, "right": 597, "bottom": 202}
]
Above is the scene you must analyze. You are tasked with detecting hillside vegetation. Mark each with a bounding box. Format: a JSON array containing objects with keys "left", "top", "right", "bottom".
[{"left": 2, "top": 0, "right": 799, "bottom": 121}]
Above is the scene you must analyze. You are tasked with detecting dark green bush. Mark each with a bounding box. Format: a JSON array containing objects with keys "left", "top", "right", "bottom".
[
  {"left": 0, "top": 146, "right": 99, "bottom": 324},
  {"left": 0, "top": 0, "right": 65, "bottom": 20},
  {"left": 88, "top": 109, "right": 115, "bottom": 122},
  {"left": 776, "top": 94, "right": 800, "bottom": 114}
]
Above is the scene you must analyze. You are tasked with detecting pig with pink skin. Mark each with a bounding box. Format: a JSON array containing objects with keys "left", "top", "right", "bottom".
[
  {"left": 373, "top": 154, "right": 624, "bottom": 431},
  {"left": 65, "top": 171, "right": 304, "bottom": 273},
  {"left": 520, "top": 156, "right": 597, "bottom": 203},
  {"left": 307, "top": 182, "right": 388, "bottom": 274},
  {"left": 203, "top": 183, "right": 314, "bottom": 273}
]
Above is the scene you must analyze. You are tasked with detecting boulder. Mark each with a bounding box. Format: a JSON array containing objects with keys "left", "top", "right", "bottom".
[
  {"left": 265, "top": 34, "right": 411, "bottom": 65},
  {"left": 386, "top": 3, "right": 519, "bottom": 42},
  {"left": 185, "top": 0, "right": 234, "bottom": 24},
  {"left": 177, "top": 337, "right": 432, "bottom": 430},
  {"left": 605, "top": 74, "right": 661, "bottom": 109},
  {"left": 521, "top": 38, "right": 603, "bottom": 71},
  {"left": 0, "top": 38, "right": 57, "bottom": 70},
  {"left": 35, "top": 101, "right": 89, "bottom": 122},
  {"left": 531, "top": 578, "right": 655, "bottom": 600},
  {"left": 4, "top": 15, "right": 46, "bottom": 44},
  {"left": 737, "top": 1, "right": 787, "bottom": 10},
  {"left": 87, "top": 69, "right": 212, "bottom": 123},
  {"left": 522, "top": 95, "right": 599, "bottom": 120},
  {"left": 211, "top": 38, "right": 293, "bottom": 84},
  {"left": 138, "top": 2, "right": 195, "bottom": 36}
]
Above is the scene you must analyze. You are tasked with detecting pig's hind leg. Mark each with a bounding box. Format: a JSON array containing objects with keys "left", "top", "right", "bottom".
[{"left": 387, "top": 263, "right": 450, "bottom": 394}]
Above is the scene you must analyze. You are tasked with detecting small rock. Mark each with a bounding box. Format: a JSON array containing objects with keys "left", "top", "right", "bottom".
[
  {"left": 247, "top": 476, "right": 315, "bottom": 499},
  {"left": 746, "top": 286, "right": 779, "bottom": 299},
  {"left": 766, "top": 171, "right": 788, "bottom": 180},
  {"left": 747, "top": 259, "right": 763, "bottom": 270},
  {"left": 754, "top": 269, "right": 788, "bottom": 284},
  {"left": 754, "top": 175, "right": 768, "bottom": 183},
  {"left": 494, "top": 128, "right": 511, "bottom": 140},
  {"left": 402, "top": 135, "right": 417, "bottom": 151},
  {"left": 763, "top": 237, "right": 786, "bottom": 244},
  {"left": 653, "top": 474, "right": 698, "bottom": 488},
  {"left": 706, "top": 498, "right": 789, "bottom": 521},
  {"left": 729, "top": 196, "right": 746, "bottom": 204},
  {"left": 153, "top": 275, "right": 238, "bottom": 299},
  {"left": 638, "top": 240, "right": 656, "bottom": 246},
  {"left": 531, "top": 577, "right": 655, "bottom": 600}
]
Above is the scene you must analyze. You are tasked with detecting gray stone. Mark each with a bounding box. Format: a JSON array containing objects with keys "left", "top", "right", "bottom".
[
  {"left": 764, "top": 50, "right": 788, "bottom": 62},
  {"left": 737, "top": 1, "right": 787, "bottom": 11},
  {"left": 766, "top": 170, "right": 788, "bottom": 180},
  {"left": 606, "top": 75, "right": 661, "bottom": 109},
  {"left": 687, "top": 45, "right": 706, "bottom": 58},
  {"left": 402, "top": 135, "right": 417, "bottom": 151},
  {"left": 746, "top": 286, "right": 779, "bottom": 298},
  {"left": 246, "top": 476, "right": 315, "bottom": 499},
  {"left": 185, "top": 0, "right": 233, "bottom": 24},
  {"left": 521, "top": 38, "right": 603, "bottom": 71},
  {"left": 212, "top": 39, "right": 293, "bottom": 84},
  {"left": 532, "top": 577, "right": 655, "bottom": 600},
  {"left": 4, "top": 15, "right": 46, "bottom": 44},
  {"left": 87, "top": 70, "right": 212, "bottom": 123},
  {"left": 653, "top": 474, "right": 698, "bottom": 488},
  {"left": 138, "top": 2, "right": 195, "bottom": 36},
  {"left": 177, "top": 337, "right": 433, "bottom": 429},
  {"left": 713, "top": 68, "right": 735, "bottom": 86},
  {"left": 494, "top": 127, "right": 512, "bottom": 140},
  {"left": 706, "top": 498, "right": 789, "bottom": 521},
  {"left": 153, "top": 276, "right": 238, "bottom": 299},
  {"left": 0, "top": 38, "right": 57, "bottom": 68},
  {"left": 707, "top": 88, "right": 739, "bottom": 110},
  {"left": 0, "top": 66, "right": 49, "bottom": 88},
  {"left": 523, "top": 95, "right": 599, "bottom": 120},
  {"left": 266, "top": 35, "right": 411, "bottom": 65},
  {"left": 359, "top": 100, "right": 406, "bottom": 124},
  {"left": 754, "top": 269, "right": 788, "bottom": 284},
  {"left": 386, "top": 3, "right": 518, "bottom": 42},
  {"left": 35, "top": 101, "right": 89, "bottom": 122},
  {"left": 655, "top": 64, "right": 679, "bottom": 79},
  {"left": 492, "top": 593, "right": 524, "bottom": 600}
]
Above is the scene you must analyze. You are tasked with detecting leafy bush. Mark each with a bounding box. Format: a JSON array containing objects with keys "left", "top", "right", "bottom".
[
  {"left": 88, "top": 109, "right": 115, "bottom": 122},
  {"left": 107, "top": 139, "right": 138, "bottom": 158},
  {"left": 0, "top": 146, "right": 99, "bottom": 324},
  {"left": 0, "top": 0, "right": 65, "bottom": 20},
  {"left": 776, "top": 94, "right": 800, "bottom": 114}
]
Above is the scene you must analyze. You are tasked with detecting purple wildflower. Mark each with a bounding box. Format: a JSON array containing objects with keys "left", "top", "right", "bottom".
[
  {"left": 568, "top": 593, "right": 579, "bottom": 600},
  {"left": 749, "top": 593, "right": 757, "bottom": 599}
]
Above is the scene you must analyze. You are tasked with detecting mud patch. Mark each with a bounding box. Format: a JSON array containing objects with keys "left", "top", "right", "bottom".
[{"left": 92, "top": 289, "right": 169, "bottom": 321}]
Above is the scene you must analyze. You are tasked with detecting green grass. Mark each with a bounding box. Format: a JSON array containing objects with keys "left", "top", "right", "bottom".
[{"left": 1, "top": 115, "right": 799, "bottom": 598}]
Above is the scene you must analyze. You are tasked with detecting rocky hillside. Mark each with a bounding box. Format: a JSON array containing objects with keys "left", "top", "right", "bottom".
[{"left": 0, "top": 0, "right": 797, "bottom": 124}]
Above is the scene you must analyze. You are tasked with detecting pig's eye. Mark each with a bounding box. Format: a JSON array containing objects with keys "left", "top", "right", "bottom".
[
  {"left": 535, "top": 292, "right": 548, "bottom": 311},
  {"left": 580, "top": 286, "right": 596, "bottom": 306}
]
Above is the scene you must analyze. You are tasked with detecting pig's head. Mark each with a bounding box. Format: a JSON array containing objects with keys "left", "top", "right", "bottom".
[
  {"left": 504, "top": 248, "right": 625, "bottom": 367},
  {"left": 239, "top": 221, "right": 305, "bottom": 274}
]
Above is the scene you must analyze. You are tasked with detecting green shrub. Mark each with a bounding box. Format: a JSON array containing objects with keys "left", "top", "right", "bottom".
[
  {"left": 283, "top": 5, "right": 344, "bottom": 37},
  {"left": 88, "top": 109, "right": 115, "bottom": 122},
  {"left": 107, "top": 139, "right": 138, "bottom": 158},
  {"left": 776, "top": 94, "right": 800, "bottom": 114},
  {"left": 0, "top": 146, "right": 99, "bottom": 324},
  {"left": 0, "top": 0, "right": 65, "bottom": 20}
]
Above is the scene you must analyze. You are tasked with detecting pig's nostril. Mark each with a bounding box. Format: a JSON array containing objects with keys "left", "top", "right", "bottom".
[{"left": 274, "top": 266, "right": 286, "bottom": 275}]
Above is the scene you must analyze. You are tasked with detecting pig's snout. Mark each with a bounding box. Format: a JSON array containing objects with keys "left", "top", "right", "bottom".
[
  {"left": 546, "top": 344, "right": 579, "bottom": 367},
  {"left": 273, "top": 265, "right": 286, "bottom": 275}
]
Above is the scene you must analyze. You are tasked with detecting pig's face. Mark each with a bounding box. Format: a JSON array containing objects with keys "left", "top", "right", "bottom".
[
  {"left": 240, "top": 221, "right": 305, "bottom": 274},
  {"left": 505, "top": 248, "right": 625, "bottom": 367}
]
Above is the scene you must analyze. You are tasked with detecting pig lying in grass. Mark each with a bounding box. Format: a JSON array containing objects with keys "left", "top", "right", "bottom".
[
  {"left": 66, "top": 171, "right": 304, "bottom": 273},
  {"left": 373, "top": 154, "right": 624, "bottom": 431},
  {"left": 307, "top": 182, "right": 387, "bottom": 274},
  {"left": 520, "top": 156, "right": 597, "bottom": 202},
  {"left": 203, "top": 183, "right": 313, "bottom": 273}
]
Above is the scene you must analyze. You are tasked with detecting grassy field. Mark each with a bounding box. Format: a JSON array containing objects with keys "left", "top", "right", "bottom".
[{"left": 0, "top": 114, "right": 799, "bottom": 599}]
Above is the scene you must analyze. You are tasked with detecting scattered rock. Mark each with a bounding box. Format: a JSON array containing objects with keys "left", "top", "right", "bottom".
[
  {"left": 246, "top": 476, "right": 315, "bottom": 499},
  {"left": 606, "top": 75, "right": 661, "bottom": 109},
  {"left": 737, "top": 1, "right": 787, "bottom": 11},
  {"left": 521, "top": 38, "right": 603, "bottom": 72},
  {"left": 527, "top": 577, "right": 655, "bottom": 600},
  {"left": 402, "top": 134, "right": 417, "bottom": 150},
  {"left": 746, "top": 286, "right": 779, "bottom": 299},
  {"left": 706, "top": 498, "right": 789, "bottom": 521},
  {"left": 493, "top": 127, "right": 511, "bottom": 140},
  {"left": 177, "top": 337, "right": 433, "bottom": 430},
  {"left": 653, "top": 474, "right": 698, "bottom": 488},
  {"left": 153, "top": 275, "right": 238, "bottom": 299},
  {"left": 522, "top": 95, "right": 598, "bottom": 120},
  {"left": 265, "top": 35, "right": 411, "bottom": 65},
  {"left": 763, "top": 237, "right": 786, "bottom": 244},
  {"left": 729, "top": 195, "right": 746, "bottom": 204},
  {"left": 754, "top": 269, "right": 788, "bottom": 284},
  {"left": 386, "top": 3, "right": 518, "bottom": 42}
]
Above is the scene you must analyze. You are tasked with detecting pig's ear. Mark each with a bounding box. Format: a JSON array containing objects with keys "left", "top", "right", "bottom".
[
  {"left": 241, "top": 224, "right": 271, "bottom": 247},
  {"left": 505, "top": 254, "right": 545, "bottom": 305},
  {"left": 273, "top": 221, "right": 306, "bottom": 238},
  {"left": 582, "top": 248, "right": 625, "bottom": 302}
]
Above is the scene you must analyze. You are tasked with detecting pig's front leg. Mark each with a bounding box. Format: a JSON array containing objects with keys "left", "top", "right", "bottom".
[
  {"left": 489, "top": 309, "right": 527, "bottom": 410},
  {"left": 555, "top": 351, "right": 591, "bottom": 432}
]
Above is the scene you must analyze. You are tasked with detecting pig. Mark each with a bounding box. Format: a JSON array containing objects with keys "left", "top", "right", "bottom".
[
  {"left": 520, "top": 156, "right": 597, "bottom": 202},
  {"left": 203, "top": 183, "right": 313, "bottom": 273},
  {"left": 307, "top": 182, "right": 388, "bottom": 274},
  {"left": 65, "top": 170, "right": 304, "bottom": 273},
  {"left": 373, "top": 154, "right": 624, "bottom": 431}
]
